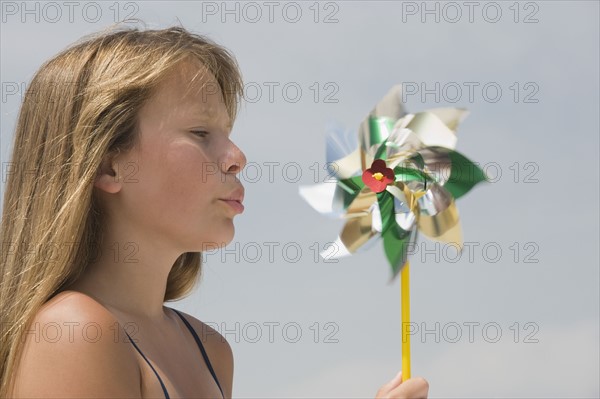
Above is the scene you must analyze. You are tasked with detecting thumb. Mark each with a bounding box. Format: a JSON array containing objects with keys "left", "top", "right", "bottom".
[{"left": 375, "top": 370, "right": 403, "bottom": 398}]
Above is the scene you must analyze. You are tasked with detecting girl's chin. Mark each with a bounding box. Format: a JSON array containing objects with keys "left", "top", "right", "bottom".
[
  {"left": 197, "top": 240, "right": 231, "bottom": 252},
  {"left": 192, "top": 232, "right": 236, "bottom": 252}
]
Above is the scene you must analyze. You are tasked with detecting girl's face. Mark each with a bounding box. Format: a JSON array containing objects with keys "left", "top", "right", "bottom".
[{"left": 110, "top": 62, "right": 246, "bottom": 253}]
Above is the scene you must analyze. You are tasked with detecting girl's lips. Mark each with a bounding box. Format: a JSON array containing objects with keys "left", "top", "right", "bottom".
[{"left": 220, "top": 199, "right": 244, "bottom": 214}]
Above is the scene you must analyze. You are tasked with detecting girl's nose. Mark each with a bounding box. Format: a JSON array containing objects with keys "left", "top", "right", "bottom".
[{"left": 222, "top": 142, "right": 247, "bottom": 175}]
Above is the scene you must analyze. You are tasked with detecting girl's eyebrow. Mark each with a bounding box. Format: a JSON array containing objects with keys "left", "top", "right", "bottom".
[
  {"left": 185, "top": 101, "right": 232, "bottom": 128},
  {"left": 186, "top": 114, "right": 233, "bottom": 131}
]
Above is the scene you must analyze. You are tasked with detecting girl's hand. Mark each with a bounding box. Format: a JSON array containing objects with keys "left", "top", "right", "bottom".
[{"left": 375, "top": 371, "right": 429, "bottom": 399}]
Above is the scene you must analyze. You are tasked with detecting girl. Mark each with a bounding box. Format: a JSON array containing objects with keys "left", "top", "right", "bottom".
[{"left": 0, "top": 25, "right": 429, "bottom": 398}]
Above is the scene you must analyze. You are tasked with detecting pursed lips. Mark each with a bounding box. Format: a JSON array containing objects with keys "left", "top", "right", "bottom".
[{"left": 219, "top": 187, "right": 245, "bottom": 213}]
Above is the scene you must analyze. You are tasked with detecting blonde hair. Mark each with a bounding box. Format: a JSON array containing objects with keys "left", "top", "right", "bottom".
[{"left": 0, "top": 23, "right": 244, "bottom": 395}]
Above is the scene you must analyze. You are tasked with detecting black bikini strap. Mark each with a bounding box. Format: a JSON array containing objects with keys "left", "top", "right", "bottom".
[
  {"left": 172, "top": 309, "right": 225, "bottom": 399},
  {"left": 125, "top": 331, "right": 170, "bottom": 399}
]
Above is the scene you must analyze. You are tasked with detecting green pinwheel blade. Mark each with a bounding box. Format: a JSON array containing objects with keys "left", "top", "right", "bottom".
[
  {"left": 338, "top": 175, "right": 365, "bottom": 208},
  {"left": 370, "top": 116, "right": 396, "bottom": 160},
  {"left": 383, "top": 226, "right": 412, "bottom": 279},
  {"left": 338, "top": 175, "right": 364, "bottom": 194},
  {"left": 445, "top": 150, "right": 488, "bottom": 199},
  {"left": 393, "top": 165, "right": 433, "bottom": 184},
  {"left": 377, "top": 190, "right": 412, "bottom": 278},
  {"left": 377, "top": 190, "right": 396, "bottom": 234},
  {"left": 408, "top": 152, "right": 425, "bottom": 170}
]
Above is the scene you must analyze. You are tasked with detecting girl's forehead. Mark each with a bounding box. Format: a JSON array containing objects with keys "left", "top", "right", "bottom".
[
  {"left": 162, "top": 64, "right": 220, "bottom": 98},
  {"left": 140, "top": 65, "right": 230, "bottom": 127},
  {"left": 149, "top": 65, "right": 224, "bottom": 109}
]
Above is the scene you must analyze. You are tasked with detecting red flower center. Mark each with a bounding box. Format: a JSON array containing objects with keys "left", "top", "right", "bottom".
[{"left": 362, "top": 159, "right": 395, "bottom": 193}]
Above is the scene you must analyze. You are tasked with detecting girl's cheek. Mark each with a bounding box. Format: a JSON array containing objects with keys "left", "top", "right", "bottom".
[{"left": 165, "top": 141, "right": 219, "bottom": 188}]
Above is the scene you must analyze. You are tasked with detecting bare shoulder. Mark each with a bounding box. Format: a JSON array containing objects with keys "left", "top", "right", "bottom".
[
  {"left": 169, "top": 308, "right": 234, "bottom": 398},
  {"left": 11, "top": 290, "right": 141, "bottom": 398}
]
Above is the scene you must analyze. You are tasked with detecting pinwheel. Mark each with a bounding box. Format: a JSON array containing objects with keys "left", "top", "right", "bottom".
[{"left": 299, "top": 85, "right": 488, "bottom": 379}]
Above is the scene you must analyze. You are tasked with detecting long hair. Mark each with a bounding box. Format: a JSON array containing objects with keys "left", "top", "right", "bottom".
[{"left": 0, "top": 24, "right": 244, "bottom": 395}]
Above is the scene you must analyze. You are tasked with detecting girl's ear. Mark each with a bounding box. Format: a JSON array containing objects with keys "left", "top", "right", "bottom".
[{"left": 94, "top": 152, "right": 122, "bottom": 194}]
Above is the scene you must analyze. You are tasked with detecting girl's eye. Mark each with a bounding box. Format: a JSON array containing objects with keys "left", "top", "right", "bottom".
[{"left": 191, "top": 130, "right": 209, "bottom": 137}]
